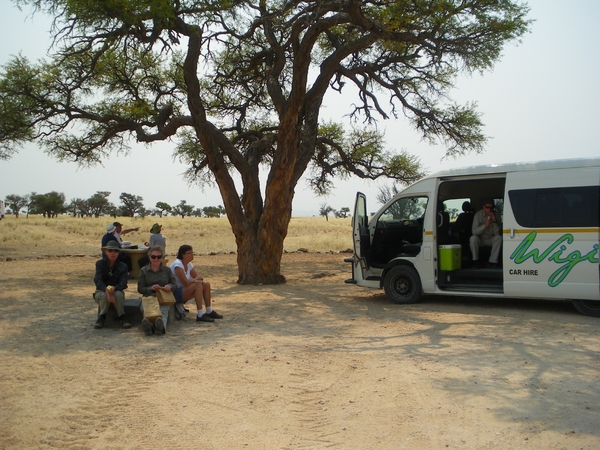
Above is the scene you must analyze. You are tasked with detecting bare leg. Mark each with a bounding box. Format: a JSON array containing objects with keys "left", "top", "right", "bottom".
[{"left": 201, "top": 281, "right": 211, "bottom": 307}]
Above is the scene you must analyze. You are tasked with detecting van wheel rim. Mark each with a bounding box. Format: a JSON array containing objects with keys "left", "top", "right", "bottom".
[{"left": 395, "top": 277, "right": 411, "bottom": 296}]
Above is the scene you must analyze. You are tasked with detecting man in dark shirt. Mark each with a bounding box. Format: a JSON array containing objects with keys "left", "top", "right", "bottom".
[{"left": 93, "top": 240, "right": 130, "bottom": 329}]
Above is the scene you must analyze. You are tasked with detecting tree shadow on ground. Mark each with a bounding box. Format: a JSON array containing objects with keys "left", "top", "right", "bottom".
[{"left": 1, "top": 255, "right": 599, "bottom": 439}]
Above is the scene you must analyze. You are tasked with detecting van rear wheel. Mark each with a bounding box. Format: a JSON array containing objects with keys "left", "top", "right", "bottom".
[
  {"left": 571, "top": 300, "right": 600, "bottom": 317},
  {"left": 384, "top": 266, "right": 421, "bottom": 304}
]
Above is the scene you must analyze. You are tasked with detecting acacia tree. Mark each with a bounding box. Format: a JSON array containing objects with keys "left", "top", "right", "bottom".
[
  {"left": 336, "top": 207, "right": 350, "bottom": 219},
  {"left": 88, "top": 191, "right": 112, "bottom": 218},
  {"left": 172, "top": 200, "right": 194, "bottom": 218},
  {"left": 5, "top": 194, "right": 29, "bottom": 218},
  {"left": 119, "top": 192, "right": 144, "bottom": 217},
  {"left": 202, "top": 205, "right": 226, "bottom": 218},
  {"left": 66, "top": 197, "right": 90, "bottom": 217},
  {"left": 155, "top": 202, "right": 172, "bottom": 218},
  {"left": 30, "top": 191, "right": 65, "bottom": 217},
  {"left": 319, "top": 203, "right": 335, "bottom": 221},
  {"left": 0, "top": 0, "right": 530, "bottom": 284}
]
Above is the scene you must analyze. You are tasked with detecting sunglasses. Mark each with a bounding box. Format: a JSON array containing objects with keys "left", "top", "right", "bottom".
[
  {"left": 150, "top": 255, "right": 163, "bottom": 260},
  {"left": 106, "top": 249, "right": 119, "bottom": 253}
]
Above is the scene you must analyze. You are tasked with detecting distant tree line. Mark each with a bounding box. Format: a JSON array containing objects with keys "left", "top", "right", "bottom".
[{"left": 3, "top": 191, "right": 226, "bottom": 219}]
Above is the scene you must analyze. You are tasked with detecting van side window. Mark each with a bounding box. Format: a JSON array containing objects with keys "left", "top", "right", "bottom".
[{"left": 509, "top": 186, "right": 599, "bottom": 227}]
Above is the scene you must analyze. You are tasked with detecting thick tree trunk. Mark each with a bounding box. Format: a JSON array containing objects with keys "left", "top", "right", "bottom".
[
  {"left": 228, "top": 146, "right": 296, "bottom": 285},
  {"left": 184, "top": 33, "right": 304, "bottom": 285}
]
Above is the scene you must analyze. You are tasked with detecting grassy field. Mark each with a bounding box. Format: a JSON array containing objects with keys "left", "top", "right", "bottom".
[{"left": 0, "top": 215, "right": 353, "bottom": 259}]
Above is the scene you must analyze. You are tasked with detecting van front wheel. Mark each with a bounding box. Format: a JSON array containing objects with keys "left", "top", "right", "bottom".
[
  {"left": 571, "top": 300, "right": 600, "bottom": 317},
  {"left": 384, "top": 266, "right": 422, "bottom": 304}
]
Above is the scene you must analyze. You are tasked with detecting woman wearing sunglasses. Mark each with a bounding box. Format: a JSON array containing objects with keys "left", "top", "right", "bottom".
[
  {"left": 137, "top": 245, "right": 177, "bottom": 335},
  {"left": 170, "top": 244, "right": 223, "bottom": 323}
]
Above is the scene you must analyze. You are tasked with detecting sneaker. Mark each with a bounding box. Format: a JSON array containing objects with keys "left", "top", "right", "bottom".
[
  {"left": 196, "top": 314, "right": 215, "bottom": 323},
  {"left": 487, "top": 262, "right": 501, "bottom": 269},
  {"left": 141, "top": 318, "right": 154, "bottom": 336},
  {"left": 206, "top": 310, "right": 223, "bottom": 319},
  {"left": 94, "top": 315, "right": 106, "bottom": 329},
  {"left": 154, "top": 317, "right": 165, "bottom": 334}
]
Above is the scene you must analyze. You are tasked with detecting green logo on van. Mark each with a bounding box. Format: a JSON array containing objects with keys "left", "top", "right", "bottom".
[{"left": 510, "top": 232, "right": 599, "bottom": 287}]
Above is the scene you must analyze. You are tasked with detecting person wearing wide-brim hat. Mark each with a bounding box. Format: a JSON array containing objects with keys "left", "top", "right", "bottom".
[
  {"left": 149, "top": 223, "right": 166, "bottom": 253},
  {"left": 93, "top": 240, "right": 131, "bottom": 330},
  {"left": 140, "top": 223, "right": 166, "bottom": 269}
]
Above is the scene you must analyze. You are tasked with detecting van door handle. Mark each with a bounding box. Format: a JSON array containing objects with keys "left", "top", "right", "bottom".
[{"left": 510, "top": 228, "right": 515, "bottom": 239}]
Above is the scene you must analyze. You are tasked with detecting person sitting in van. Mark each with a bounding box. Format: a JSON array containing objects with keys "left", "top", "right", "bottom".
[{"left": 469, "top": 199, "right": 502, "bottom": 269}]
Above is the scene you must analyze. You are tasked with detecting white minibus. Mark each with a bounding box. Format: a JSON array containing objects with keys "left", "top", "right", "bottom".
[{"left": 347, "top": 157, "right": 600, "bottom": 316}]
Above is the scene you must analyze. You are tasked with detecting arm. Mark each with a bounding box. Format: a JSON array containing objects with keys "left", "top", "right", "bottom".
[
  {"left": 93, "top": 260, "right": 106, "bottom": 290},
  {"left": 113, "top": 263, "right": 129, "bottom": 291},
  {"left": 491, "top": 216, "right": 501, "bottom": 235},
  {"left": 158, "top": 266, "right": 178, "bottom": 292},
  {"left": 137, "top": 267, "right": 155, "bottom": 297},
  {"left": 471, "top": 211, "right": 487, "bottom": 236},
  {"left": 173, "top": 266, "right": 194, "bottom": 287},
  {"left": 166, "top": 268, "right": 178, "bottom": 292},
  {"left": 189, "top": 267, "right": 204, "bottom": 283}
]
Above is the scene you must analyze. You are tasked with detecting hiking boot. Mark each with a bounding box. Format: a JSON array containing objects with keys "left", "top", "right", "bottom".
[
  {"left": 141, "top": 318, "right": 154, "bottom": 336},
  {"left": 154, "top": 317, "right": 165, "bottom": 335},
  {"left": 94, "top": 315, "right": 106, "bottom": 329},
  {"left": 119, "top": 315, "right": 131, "bottom": 329}
]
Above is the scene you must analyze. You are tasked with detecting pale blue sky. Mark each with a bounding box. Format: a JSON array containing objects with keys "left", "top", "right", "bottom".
[{"left": 1, "top": 1, "right": 598, "bottom": 216}]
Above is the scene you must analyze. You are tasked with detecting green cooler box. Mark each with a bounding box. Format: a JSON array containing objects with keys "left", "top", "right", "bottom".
[{"left": 439, "top": 244, "right": 462, "bottom": 271}]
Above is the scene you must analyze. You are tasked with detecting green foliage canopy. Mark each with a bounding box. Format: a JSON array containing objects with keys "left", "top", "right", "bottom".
[{"left": 0, "top": 0, "right": 531, "bottom": 283}]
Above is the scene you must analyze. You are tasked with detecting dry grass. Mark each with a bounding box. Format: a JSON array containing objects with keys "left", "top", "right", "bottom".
[{"left": 0, "top": 215, "right": 352, "bottom": 259}]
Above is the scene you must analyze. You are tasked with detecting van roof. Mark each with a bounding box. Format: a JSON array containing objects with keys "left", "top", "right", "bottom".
[{"left": 429, "top": 156, "right": 600, "bottom": 178}]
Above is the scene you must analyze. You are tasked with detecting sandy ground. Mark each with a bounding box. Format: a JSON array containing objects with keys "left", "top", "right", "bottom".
[{"left": 1, "top": 252, "right": 599, "bottom": 449}]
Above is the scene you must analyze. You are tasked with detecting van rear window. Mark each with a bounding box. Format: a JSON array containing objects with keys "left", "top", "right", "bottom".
[{"left": 508, "top": 186, "right": 599, "bottom": 228}]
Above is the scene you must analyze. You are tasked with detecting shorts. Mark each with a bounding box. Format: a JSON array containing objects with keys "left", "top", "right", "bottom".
[{"left": 174, "top": 287, "right": 184, "bottom": 303}]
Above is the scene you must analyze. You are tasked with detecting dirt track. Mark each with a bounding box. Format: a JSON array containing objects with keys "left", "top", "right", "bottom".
[{"left": 1, "top": 252, "right": 599, "bottom": 449}]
